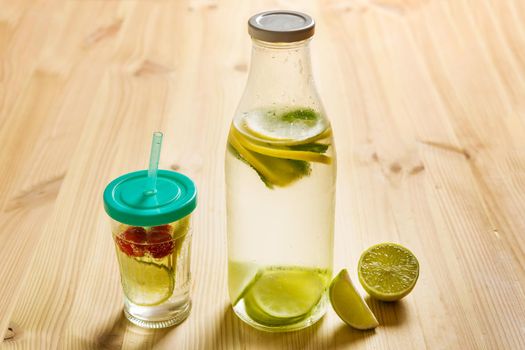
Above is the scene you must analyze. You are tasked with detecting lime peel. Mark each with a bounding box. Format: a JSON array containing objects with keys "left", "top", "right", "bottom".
[{"left": 329, "top": 269, "right": 379, "bottom": 330}]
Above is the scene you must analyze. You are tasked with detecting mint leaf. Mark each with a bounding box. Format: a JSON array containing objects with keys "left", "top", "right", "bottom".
[
  {"left": 288, "top": 159, "right": 311, "bottom": 176},
  {"left": 280, "top": 108, "right": 319, "bottom": 122},
  {"left": 288, "top": 143, "right": 329, "bottom": 154}
]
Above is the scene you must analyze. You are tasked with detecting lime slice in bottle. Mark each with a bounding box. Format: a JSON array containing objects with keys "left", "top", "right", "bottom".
[
  {"left": 228, "top": 261, "right": 260, "bottom": 306},
  {"left": 244, "top": 268, "right": 325, "bottom": 325},
  {"left": 120, "top": 258, "right": 174, "bottom": 306},
  {"left": 242, "top": 108, "right": 327, "bottom": 144},
  {"left": 358, "top": 243, "right": 419, "bottom": 302},
  {"left": 329, "top": 269, "right": 379, "bottom": 330}
]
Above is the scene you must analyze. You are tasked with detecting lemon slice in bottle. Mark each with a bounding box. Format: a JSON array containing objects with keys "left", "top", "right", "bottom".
[
  {"left": 358, "top": 243, "right": 419, "bottom": 302},
  {"left": 241, "top": 108, "right": 328, "bottom": 144},
  {"left": 231, "top": 128, "right": 331, "bottom": 164},
  {"left": 120, "top": 258, "right": 174, "bottom": 306}
]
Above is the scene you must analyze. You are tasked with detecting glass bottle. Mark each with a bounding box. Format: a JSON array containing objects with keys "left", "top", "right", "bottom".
[{"left": 225, "top": 11, "right": 336, "bottom": 332}]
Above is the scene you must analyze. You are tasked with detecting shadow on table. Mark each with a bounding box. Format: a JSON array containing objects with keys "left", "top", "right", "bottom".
[
  {"left": 97, "top": 311, "right": 173, "bottom": 350},
  {"left": 365, "top": 296, "right": 408, "bottom": 327},
  {"left": 332, "top": 323, "right": 376, "bottom": 347},
  {"left": 202, "top": 304, "right": 380, "bottom": 349},
  {"left": 332, "top": 297, "right": 408, "bottom": 347},
  {"left": 96, "top": 298, "right": 408, "bottom": 348},
  {"left": 200, "top": 305, "right": 326, "bottom": 349}
]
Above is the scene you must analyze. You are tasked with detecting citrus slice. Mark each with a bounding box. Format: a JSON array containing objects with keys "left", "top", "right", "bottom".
[
  {"left": 228, "top": 131, "right": 282, "bottom": 185},
  {"left": 228, "top": 261, "right": 260, "bottom": 306},
  {"left": 329, "top": 269, "right": 379, "bottom": 330},
  {"left": 242, "top": 108, "right": 327, "bottom": 143},
  {"left": 358, "top": 243, "right": 419, "bottom": 302},
  {"left": 228, "top": 131, "right": 311, "bottom": 188},
  {"left": 244, "top": 268, "right": 325, "bottom": 325},
  {"left": 231, "top": 128, "right": 332, "bottom": 164},
  {"left": 120, "top": 258, "right": 174, "bottom": 306}
]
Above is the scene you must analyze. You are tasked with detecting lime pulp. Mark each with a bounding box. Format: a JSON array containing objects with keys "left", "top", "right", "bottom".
[{"left": 358, "top": 243, "right": 419, "bottom": 301}]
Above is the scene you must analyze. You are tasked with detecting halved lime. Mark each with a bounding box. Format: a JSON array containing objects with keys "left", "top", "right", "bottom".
[
  {"left": 244, "top": 268, "right": 325, "bottom": 325},
  {"left": 329, "top": 269, "right": 379, "bottom": 330},
  {"left": 241, "top": 108, "right": 328, "bottom": 144},
  {"left": 120, "top": 258, "right": 174, "bottom": 306},
  {"left": 358, "top": 243, "right": 419, "bottom": 302}
]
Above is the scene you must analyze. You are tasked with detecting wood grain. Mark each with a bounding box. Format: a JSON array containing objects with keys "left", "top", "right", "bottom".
[{"left": 1, "top": 0, "right": 525, "bottom": 349}]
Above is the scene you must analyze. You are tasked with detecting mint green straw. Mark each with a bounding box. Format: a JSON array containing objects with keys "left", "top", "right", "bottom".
[{"left": 145, "top": 131, "right": 163, "bottom": 195}]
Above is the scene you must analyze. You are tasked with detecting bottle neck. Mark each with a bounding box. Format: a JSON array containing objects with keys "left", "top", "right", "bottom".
[{"left": 239, "top": 39, "right": 321, "bottom": 111}]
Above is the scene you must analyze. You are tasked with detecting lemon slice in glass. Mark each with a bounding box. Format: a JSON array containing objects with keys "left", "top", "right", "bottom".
[
  {"left": 358, "top": 243, "right": 419, "bottom": 302},
  {"left": 329, "top": 269, "right": 379, "bottom": 330},
  {"left": 120, "top": 258, "right": 174, "bottom": 306},
  {"left": 244, "top": 268, "right": 325, "bottom": 325}
]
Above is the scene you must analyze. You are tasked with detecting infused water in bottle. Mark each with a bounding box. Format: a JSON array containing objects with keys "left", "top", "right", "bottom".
[{"left": 225, "top": 11, "right": 336, "bottom": 331}]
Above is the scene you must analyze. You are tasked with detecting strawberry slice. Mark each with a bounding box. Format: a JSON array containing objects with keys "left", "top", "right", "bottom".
[
  {"left": 115, "top": 227, "right": 147, "bottom": 257},
  {"left": 147, "top": 225, "right": 174, "bottom": 259}
]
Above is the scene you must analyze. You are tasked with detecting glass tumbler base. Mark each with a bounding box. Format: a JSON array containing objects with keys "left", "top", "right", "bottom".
[
  {"left": 124, "top": 301, "right": 191, "bottom": 329},
  {"left": 232, "top": 296, "right": 328, "bottom": 332}
]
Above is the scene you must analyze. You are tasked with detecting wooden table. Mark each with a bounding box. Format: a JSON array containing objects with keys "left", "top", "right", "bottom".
[{"left": 1, "top": 0, "right": 525, "bottom": 349}]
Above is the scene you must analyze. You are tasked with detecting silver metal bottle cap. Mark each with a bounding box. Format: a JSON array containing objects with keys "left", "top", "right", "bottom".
[{"left": 248, "top": 10, "right": 315, "bottom": 43}]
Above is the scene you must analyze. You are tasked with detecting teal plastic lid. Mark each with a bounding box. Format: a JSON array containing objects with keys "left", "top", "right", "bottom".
[{"left": 103, "top": 169, "right": 197, "bottom": 226}]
